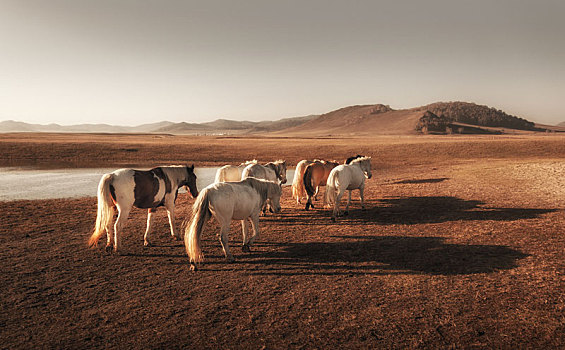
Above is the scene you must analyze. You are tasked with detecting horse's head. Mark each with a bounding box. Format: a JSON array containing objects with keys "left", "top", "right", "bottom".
[
  {"left": 278, "top": 161, "right": 287, "bottom": 184},
  {"left": 184, "top": 164, "right": 199, "bottom": 198},
  {"left": 271, "top": 160, "right": 286, "bottom": 184},
  {"left": 361, "top": 157, "right": 372, "bottom": 179},
  {"left": 267, "top": 183, "right": 282, "bottom": 213}
]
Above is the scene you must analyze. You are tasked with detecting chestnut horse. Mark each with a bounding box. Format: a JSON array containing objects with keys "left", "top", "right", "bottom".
[{"left": 302, "top": 160, "right": 340, "bottom": 210}]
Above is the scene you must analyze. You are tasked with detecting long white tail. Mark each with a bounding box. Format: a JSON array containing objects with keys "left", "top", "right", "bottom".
[
  {"left": 291, "top": 161, "right": 308, "bottom": 202},
  {"left": 89, "top": 173, "right": 115, "bottom": 247},
  {"left": 184, "top": 188, "right": 211, "bottom": 264},
  {"left": 325, "top": 183, "right": 338, "bottom": 208}
]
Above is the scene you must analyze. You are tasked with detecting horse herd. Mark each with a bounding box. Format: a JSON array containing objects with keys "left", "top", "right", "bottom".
[{"left": 88, "top": 155, "right": 372, "bottom": 270}]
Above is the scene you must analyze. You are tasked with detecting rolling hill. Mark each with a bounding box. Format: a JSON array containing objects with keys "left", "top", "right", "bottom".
[
  {"left": 275, "top": 102, "right": 547, "bottom": 136},
  {"left": 0, "top": 102, "right": 557, "bottom": 136}
]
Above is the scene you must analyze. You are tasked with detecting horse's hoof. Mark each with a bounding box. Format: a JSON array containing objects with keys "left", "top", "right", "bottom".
[
  {"left": 304, "top": 204, "right": 309, "bottom": 211},
  {"left": 344, "top": 211, "right": 349, "bottom": 216},
  {"left": 226, "top": 257, "right": 235, "bottom": 263},
  {"left": 173, "top": 235, "right": 181, "bottom": 241},
  {"left": 105, "top": 245, "right": 113, "bottom": 253},
  {"left": 190, "top": 263, "right": 198, "bottom": 271},
  {"left": 331, "top": 217, "right": 336, "bottom": 222},
  {"left": 144, "top": 241, "right": 151, "bottom": 247},
  {"left": 242, "top": 245, "right": 251, "bottom": 253}
]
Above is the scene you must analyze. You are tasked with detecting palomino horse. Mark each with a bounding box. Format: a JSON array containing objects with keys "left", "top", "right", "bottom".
[
  {"left": 89, "top": 165, "right": 199, "bottom": 252},
  {"left": 214, "top": 160, "right": 257, "bottom": 183},
  {"left": 241, "top": 160, "right": 287, "bottom": 184},
  {"left": 303, "top": 160, "right": 340, "bottom": 210},
  {"left": 325, "top": 157, "right": 372, "bottom": 221},
  {"left": 291, "top": 159, "right": 314, "bottom": 204},
  {"left": 184, "top": 178, "right": 282, "bottom": 270}
]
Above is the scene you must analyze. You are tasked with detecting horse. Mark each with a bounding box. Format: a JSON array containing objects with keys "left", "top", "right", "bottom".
[
  {"left": 241, "top": 159, "right": 287, "bottom": 214},
  {"left": 184, "top": 177, "right": 282, "bottom": 270},
  {"left": 214, "top": 160, "right": 257, "bottom": 183},
  {"left": 325, "top": 157, "right": 372, "bottom": 221},
  {"left": 291, "top": 159, "right": 314, "bottom": 204},
  {"left": 303, "top": 160, "right": 340, "bottom": 210},
  {"left": 345, "top": 154, "right": 365, "bottom": 164},
  {"left": 241, "top": 160, "right": 287, "bottom": 184},
  {"left": 89, "top": 165, "right": 199, "bottom": 253}
]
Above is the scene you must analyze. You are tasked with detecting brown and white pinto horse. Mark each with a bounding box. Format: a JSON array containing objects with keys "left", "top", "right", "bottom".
[
  {"left": 89, "top": 165, "right": 199, "bottom": 253},
  {"left": 302, "top": 160, "right": 340, "bottom": 210}
]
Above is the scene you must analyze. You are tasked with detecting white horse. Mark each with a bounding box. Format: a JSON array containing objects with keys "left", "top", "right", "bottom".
[
  {"left": 184, "top": 177, "right": 282, "bottom": 270},
  {"left": 214, "top": 160, "right": 257, "bottom": 183},
  {"left": 325, "top": 157, "right": 372, "bottom": 221},
  {"left": 89, "top": 165, "right": 199, "bottom": 253},
  {"left": 241, "top": 160, "right": 287, "bottom": 184}
]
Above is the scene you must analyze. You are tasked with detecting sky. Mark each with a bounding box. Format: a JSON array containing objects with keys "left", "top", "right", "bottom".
[{"left": 1, "top": 0, "right": 564, "bottom": 126}]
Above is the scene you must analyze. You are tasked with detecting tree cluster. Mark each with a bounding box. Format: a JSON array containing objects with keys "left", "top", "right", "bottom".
[{"left": 424, "top": 102, "right": 535, "bottom": 130}]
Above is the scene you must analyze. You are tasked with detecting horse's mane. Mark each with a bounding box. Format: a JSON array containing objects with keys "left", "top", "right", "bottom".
[
  {"left": 345, "top": 154, "right": 365, "bottom": 164},
  {"left": 159, "top": 165, "right": 191, "bottom": 182},
  {"left": 240, "top": 159, "right": 257, "bottom": 166},
  {"left": 349, "top": 156, "right": 371, "bottom": 165}
]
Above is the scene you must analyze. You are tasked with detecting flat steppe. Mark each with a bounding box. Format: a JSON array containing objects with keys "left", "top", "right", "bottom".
[{"left": 1, "top": 133, "right": 564, "bottom": 349}]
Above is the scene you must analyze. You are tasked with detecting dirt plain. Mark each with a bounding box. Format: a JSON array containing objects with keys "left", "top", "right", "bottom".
[{"left": 0, "top": 133, "right": 564, "bottom": 349}]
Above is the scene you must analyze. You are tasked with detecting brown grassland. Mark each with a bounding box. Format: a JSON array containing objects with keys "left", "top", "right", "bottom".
[{"left": 0, "top": 133, "right": 564, "bottom": 349}]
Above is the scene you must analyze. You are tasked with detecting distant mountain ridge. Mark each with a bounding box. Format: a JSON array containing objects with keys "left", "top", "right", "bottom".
[
  {"left": 0, "top": 115, "right": 318, "bottom": 134},
  {"left": 0, "top": 102, "right": 559, "bottom": 135}
]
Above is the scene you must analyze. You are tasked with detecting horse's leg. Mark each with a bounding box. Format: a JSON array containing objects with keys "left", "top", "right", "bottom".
[
  {"left": 105, "top": 219, "right": 114, "bottom": 251},
  {"left": 113, "top": 205, "right": 131, "bottom": 253},
  {"left": 304, "top": 193, "right": 311, "bottom": 210},
  {"left": 241, "top": 219, "right": 251, "bottom": 252},
  {"left": 165, "top": 201, "right": 180, "bottom": 240},
  {"left": 144, "top": 208, "right": 155, "bottom": 247},
  {"left": 218, "top": 218, "right": 234, "bottom": 262},
  {"left": 314, "top": 185, "right": 319, "bottom": 202},
  {"left": 359, "top": 184, "right": 366, "bottom": 210},
  {"left": 332, "top": 188, "right": 345, "bottom": 220},
  {"left": 248, "top": 213, "right": 261, "bottom": 246},
  {"left": 344, "top": 190, "right": 352, "bottom": 215}
]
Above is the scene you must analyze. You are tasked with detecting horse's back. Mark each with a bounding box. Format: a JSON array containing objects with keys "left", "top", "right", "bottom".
[
  {"left": 207, "top": 181, "right": 261, "bottom": 219},
  {"left": 242, "top": 164, "right": 275, "bottom": 182},
  {"left": 216, "top": 165, "right": 241, "bottom": 182},
  {"left": 328, "top": 164, "right": 364, "bottom": 190}
]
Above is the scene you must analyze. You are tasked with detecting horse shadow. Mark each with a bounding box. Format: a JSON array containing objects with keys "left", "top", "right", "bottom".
[
  {"left": 245, "top": 235, "right": 529, "bottom": 276},
  {"left": 392, "top": 177, "right": 449, "bottom": 184},
  {"left": 341, "top": 196, "right": 557, "bottom": 225}
]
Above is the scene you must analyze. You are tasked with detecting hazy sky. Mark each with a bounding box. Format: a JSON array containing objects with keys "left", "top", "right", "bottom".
[{"left": 1, "top": 0, "right": 564, "bottom": 126}]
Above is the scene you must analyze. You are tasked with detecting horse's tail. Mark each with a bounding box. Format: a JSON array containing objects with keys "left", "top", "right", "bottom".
[
  {"left": 325, "top": 180, "right": 338, "bottom": 208},
  {"left": 184, "top": 188, "right": 211, "bottom": 264},
  {"left": 89, "top": 173, "right": 115, "bottom": 247},
  {"left": 303, "top": 164, "right": 316, "bottom": 197},
  {"left": 291, "top": 163, "right": 305, "bottom": 201}
]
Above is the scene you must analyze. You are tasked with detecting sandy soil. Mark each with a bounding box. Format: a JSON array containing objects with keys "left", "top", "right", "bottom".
[{"left": 1, "top": 133, "right": 564, "bottom": 349}]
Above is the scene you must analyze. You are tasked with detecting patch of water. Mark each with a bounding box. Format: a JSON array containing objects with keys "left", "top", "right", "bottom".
[{"left": 0, "top": 167, "right": 295, "bottom": 201}]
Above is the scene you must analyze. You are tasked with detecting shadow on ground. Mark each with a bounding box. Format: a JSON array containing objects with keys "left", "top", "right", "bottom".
[
  {"left": 282, "top": 196, "right": 557, "bottom": 225},
  {"left": 212, "top": 235, "right": 530, "bottom": 276},
  {"left": 392, "top": 177, "right": 449, "bottom": 184}
]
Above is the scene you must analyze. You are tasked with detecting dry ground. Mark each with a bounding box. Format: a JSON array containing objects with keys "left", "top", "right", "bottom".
[{"left": 0, "top": 133, "right": 564, "bottom": 349}]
